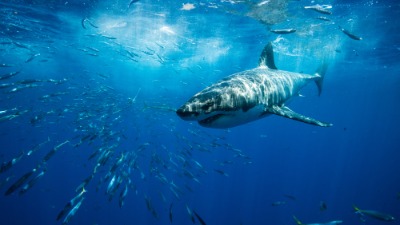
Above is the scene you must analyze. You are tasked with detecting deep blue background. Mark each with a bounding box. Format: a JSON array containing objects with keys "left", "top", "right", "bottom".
[{"left": 0, "top": 1, "right": 399, "bottom": 225}]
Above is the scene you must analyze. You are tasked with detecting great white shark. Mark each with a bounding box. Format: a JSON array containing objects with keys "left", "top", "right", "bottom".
[{"left": 176, "top": 42, "right": 332, "bottom": 128}]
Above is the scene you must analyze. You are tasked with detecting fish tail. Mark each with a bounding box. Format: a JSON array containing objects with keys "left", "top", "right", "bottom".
[
  {"left": 353, "top": 205, "right": 360, "bottom": 212},
  {"left": 143, "top": 101, "right": 149, "bottom": 110},
  {"left": 293, "top": 215, "right": 304, "bottom": 225},
  {"left": 314, "top": 60, "right": 329, "bottom": 96}
]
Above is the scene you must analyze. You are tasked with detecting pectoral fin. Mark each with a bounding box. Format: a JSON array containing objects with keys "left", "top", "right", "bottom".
[{"left": 267, "top": 106, "right": 332, "bottom": 127}]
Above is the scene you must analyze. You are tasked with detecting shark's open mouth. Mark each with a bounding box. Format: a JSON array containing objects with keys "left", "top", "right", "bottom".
[{"left": 198, "top": 114, "right": 225, "bottom": 125}]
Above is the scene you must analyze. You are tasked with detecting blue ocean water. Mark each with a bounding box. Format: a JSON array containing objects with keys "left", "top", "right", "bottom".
[{"left": 0, "top": 0, "right": 399, "bottom": 225}]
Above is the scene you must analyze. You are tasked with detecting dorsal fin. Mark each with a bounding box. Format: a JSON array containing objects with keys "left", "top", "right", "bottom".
[{"left": 258, "top": 42, "right": 277, "bottom": 69}]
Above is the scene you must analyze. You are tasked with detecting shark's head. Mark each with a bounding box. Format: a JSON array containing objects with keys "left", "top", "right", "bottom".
[
  {"left": 176, "top": 83, "right": 260, "bottom": 128},
  {"left": 176, "top": 90, "right": 224, "bottom": 125}
]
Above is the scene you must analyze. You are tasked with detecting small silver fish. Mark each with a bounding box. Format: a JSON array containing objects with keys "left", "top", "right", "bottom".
[
  {"left": 270, "top": 28, "right": 296, "bottom": 34},
  {"left": 304, "top": 5, "right": 332, "bottom": 15},
  {"left": 338, "top": 26, "right": 362, "bottom": 40},
  {"left": 354, "top": 205, "right": 395, "bottom": 221}
]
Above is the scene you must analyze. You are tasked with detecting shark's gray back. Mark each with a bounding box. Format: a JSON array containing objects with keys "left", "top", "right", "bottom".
[{"left": 198, "top": 66, "right": 317, "bottom": 113}]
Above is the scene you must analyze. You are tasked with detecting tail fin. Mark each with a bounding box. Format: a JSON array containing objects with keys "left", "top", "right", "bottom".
[
  {"left": 314, "top": 61, "right": 329, "bottom": 96},
  {"left": 293, "top": 215, "right": 304, "bottom": 225},
  {"left": 353, "top": 205, "right": 366, "bottom": 222}
]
